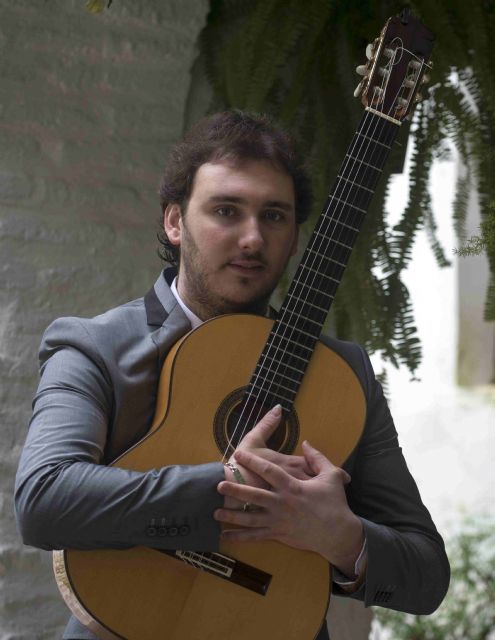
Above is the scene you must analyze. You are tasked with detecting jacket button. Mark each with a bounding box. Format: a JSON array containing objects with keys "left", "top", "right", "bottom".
[
  {"left": 168, "top": 526, "right": 178, "bottom": 536},
  {"left": 146, "top": 526, "right": 157, "bottom": 537},
  {"left": 179, "top": 525, "right": 190, "bottom": 536}
]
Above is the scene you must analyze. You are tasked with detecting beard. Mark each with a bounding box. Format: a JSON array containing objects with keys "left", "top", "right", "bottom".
[{"left": 178, "top": 224, "right": 280, "bottom": 320}]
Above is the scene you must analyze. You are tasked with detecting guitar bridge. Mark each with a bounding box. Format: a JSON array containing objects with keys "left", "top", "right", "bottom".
[{"left": 159, "top": 549, "right": 272, "bottom": 596}]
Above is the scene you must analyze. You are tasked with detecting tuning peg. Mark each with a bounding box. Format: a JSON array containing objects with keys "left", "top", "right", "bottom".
[
  {"left": 396, "top": 97, "right": 408, "bottom": 108},
  {"left": 366, "top": 43, "right": 374, "bottom": 60},
  {"left": 356, "top": 64, "right": 368, "bottom": 76},
  {"left": 421, "top": 73, "right": 431, "bottom": 84},
  {"left": 354, "top": 80, "right": 365, "bottom": 97},
  {"left": 383, "top": 47, "right": 395, "bottom": 58}
]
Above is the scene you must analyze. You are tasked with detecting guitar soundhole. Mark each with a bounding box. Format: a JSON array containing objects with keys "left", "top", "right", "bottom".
[{"left": 213, "top": 387, "right": 299, "bottom": 457}]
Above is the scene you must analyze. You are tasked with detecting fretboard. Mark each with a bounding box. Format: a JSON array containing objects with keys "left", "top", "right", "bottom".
[{"left": 247, "top": 110, "right": 400, "bottom": 412}]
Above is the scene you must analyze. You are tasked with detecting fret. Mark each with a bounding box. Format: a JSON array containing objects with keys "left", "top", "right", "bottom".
[
  {"left": 273, "top": 322, "right": 319, "bottom": 342},
  {"left": 326, "top": 194, "right": 367, "bottom": 215},
  {"left": 284, "top": 292, "right": 332, "bottom": 312},
  {"left": 328, "top": 207, "right": 366, "bottom": 231},
  {"left": 345, "top": 154, "right": 383, "bottom": 172},
  {"left": 355, "top": 132, "right": 392, "bottom": 149},
  {"left": 314, "top": 230, "right": 353, "bottom": 251},
  {"left": 253, "top": 369, "right": 300, "bottom": 391},
  {"left": 244, "top": 111, "right": 400, "bottom": 419},
  {"left": 279, "top": 305, "right": 326, "bottom": 327},
  {"left": 306, "top": 248, "right": 346, "bottom": 269},
  {"left": 261, "top": 349, "right": 309, "bottom": 367},
  {"left": 336, "top": 174, "right": 374, "bottom": 194},
  {"left": 335, "top": 219, "right": 360, "bottom": 233},
  {"left": 252, "top": 379, "right": 297, "bottom": 398},
  {"left": 253, "top": 390, "right": 284, "bottom": 409},
  {"left": 257, "top": 354, "right": 306, "bottom": 375},
  {"left": 267, "top": 334, "right": 314, "bottom": 354},
  {"left": 299, "top": 264, "right": 340, "bottom": 285}
]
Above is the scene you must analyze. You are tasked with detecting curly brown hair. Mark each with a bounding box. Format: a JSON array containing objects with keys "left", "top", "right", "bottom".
[{"left": 157, "top": 110, "right": 312, "bottom": 266}]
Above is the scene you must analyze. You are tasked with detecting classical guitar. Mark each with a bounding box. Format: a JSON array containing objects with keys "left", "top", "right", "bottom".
[{"left": 53, "top": 11, "right": 434, "bottom": 640}]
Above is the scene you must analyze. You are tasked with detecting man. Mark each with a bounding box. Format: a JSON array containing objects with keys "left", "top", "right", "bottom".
[{"left": 15, "top": 110, "right": 450, "bottom": 639}]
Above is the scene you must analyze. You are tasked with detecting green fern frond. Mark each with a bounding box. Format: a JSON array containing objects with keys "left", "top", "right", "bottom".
[
  {"left": 198, "top": 0, "right": 495, "bottom": 374},
  {"left": 452, "top": 170, "right": 471, "bottom": 242},
  {"left": 456, "top": 202, "right": 495, "bottom": 257}
]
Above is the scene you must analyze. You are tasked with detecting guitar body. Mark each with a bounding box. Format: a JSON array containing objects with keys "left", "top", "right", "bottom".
[{"left": 54, "top": 314, "right": 366, "bottom": 640}]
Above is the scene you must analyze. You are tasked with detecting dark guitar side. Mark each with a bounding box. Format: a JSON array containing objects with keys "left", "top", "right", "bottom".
[{"left": 54, "top": 314, "right": 366, "bottom": 640}]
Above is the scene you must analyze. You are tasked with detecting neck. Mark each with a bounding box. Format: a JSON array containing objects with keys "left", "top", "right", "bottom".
[{"left": 176, "top": 274, "right": 270, "bottom": 320}]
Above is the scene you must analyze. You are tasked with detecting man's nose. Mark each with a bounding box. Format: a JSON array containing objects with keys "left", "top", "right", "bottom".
[{"left": 238, "top": 218, "right": 264, "bottom": 252}]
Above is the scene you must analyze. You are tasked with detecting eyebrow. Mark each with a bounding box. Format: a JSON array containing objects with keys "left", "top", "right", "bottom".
[{"left": 207, "top": 195, "right": 294, "bottom": 212}]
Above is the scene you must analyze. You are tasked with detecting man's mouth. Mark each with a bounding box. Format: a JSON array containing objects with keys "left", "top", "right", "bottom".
[{"left": 227, "top": 259, "right": 265, "bottom": 275}]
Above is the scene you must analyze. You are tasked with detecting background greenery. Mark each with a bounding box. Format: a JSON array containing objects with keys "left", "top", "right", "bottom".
[
  {"left": 198, "top": 0, "right": 495, "bottom": 374},
  {"left": 374, "top": 515, "right": 495, "bottom": 639}
]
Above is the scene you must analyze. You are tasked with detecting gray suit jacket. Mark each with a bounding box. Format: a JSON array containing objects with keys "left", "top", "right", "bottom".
[{"left": 15, "top": 268, "right": 449, "bottom": 639}]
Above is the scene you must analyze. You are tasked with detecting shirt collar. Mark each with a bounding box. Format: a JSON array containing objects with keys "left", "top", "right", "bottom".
[{"left": 170, "top": 276, "right": 203, "bottom": 329}]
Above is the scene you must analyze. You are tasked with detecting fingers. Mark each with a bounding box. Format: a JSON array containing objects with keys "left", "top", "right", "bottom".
[
  {"left": 302, "top": 441, "right": 351, "bottom": 484},
  {"left": 215, "top": 484, "right": 274, "bottom": 533},
  {"left": 234, "top": 449, "right": 296, "bottom": 491},
  {"left": 217, "top": 480, "right": 274, "bottom": 509},
  {"left": 252, "top": 449, "right": 314, "bottom": 480}
]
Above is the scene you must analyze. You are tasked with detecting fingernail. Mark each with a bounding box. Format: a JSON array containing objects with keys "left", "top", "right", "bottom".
[{"left": 272, "top": 404, "right": 282, "bottom": 415}]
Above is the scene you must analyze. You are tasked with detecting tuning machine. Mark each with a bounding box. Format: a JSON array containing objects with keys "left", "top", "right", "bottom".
[{"left": 354, "top": 40, "right": 375, "bottom": 98}]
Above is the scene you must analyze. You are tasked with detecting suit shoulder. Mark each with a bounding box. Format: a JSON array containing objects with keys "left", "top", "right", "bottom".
[{"left": 40, "top": 297, "right": 146, "bottom": 367}]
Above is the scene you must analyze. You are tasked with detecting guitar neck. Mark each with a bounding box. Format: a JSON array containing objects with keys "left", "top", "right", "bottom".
[{"left": 247, "top": 110, "right": 400, "bottom": 412}]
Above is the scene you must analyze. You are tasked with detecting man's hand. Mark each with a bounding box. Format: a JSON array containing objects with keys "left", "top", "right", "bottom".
[
  {"left": 222, "top": 405, "right": 314, "bottom": 510},
  {"left": 217, "top": 440, "right": 364, "bottom": 578}
]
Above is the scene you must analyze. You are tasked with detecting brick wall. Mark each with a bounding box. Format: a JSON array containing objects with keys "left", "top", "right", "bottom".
[{"left": 0, "top": 1, "right": 208, "bottom": 637}]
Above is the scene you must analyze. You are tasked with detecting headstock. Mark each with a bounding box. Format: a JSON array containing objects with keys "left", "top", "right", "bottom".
[{"left": 354, "top": 9, "right": 434, "bottom": 122}]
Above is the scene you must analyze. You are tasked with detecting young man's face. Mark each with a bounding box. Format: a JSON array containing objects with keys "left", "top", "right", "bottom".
[{"left": 164, "top": 159, "right": 299, "bottom": 319}]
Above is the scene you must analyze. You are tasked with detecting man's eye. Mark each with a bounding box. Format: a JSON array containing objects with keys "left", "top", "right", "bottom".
[
  {"left": 265, "top": 210, "right": 284, "bottom": 222},
  {"left": 216, "top": 207, "right": 235, "bottom": 217}
]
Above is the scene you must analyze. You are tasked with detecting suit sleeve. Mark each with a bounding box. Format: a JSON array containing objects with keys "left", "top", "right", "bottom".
[
  {"left": 14, "top": 318, "right": 225, "bottom": 552},
  {"left": 334, "top": 345, "right": 450, "bottom": 615}
]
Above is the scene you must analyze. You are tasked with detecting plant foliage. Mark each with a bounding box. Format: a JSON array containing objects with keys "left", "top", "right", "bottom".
[{"left": 199, "top": 0, "right": 495, "bottom": 372}]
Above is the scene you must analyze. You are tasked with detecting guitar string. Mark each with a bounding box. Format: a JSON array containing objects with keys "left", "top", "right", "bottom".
[
  {"left": 242, "top": 52, "right": 423, "bottom": 420},
  {"left": 221, "top": 48, "right": 427, "bottom": 463},
  {"left": 241, "top": 105, "right": 393, "bottom": 425},
  {"left": 220, "top": 100, "right": 392, "bottom": 461},
  {"left": 239, "top": 54, "right": 430, "bottom": 435},
  {"left": 220, "top": 56, "right": 399, "bottom": 462},
  {"left": 220, "top": 51, "right": 399, "bottom": 456},
  {"left": 221, "top": 50, "right": 408, "bottom": 462}
]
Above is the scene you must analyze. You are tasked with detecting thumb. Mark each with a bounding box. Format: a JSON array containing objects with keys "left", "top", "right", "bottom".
[{"left": 242, "top": 404, "right": 282, "bottom": 446}]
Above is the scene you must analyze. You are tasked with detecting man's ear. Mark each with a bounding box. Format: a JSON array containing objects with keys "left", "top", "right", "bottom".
[{"left": 163, "top": 204, "right": 182, "bottom": 246}]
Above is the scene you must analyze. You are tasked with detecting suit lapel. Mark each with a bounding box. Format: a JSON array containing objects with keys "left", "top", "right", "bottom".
[{"left": 145, "top": 269, "right": 192, "bottom": 364}]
